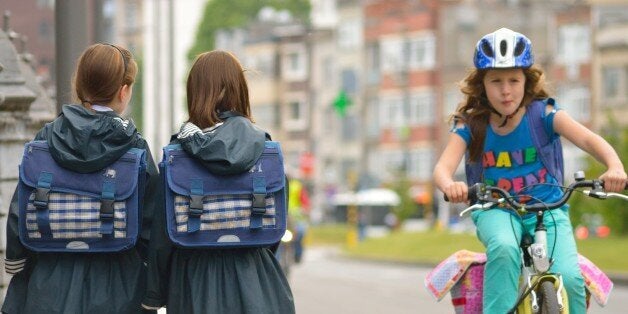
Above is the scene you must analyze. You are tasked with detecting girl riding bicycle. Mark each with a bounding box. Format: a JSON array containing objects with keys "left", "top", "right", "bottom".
[{"left": 433, "top": 28, "right": 627, "bottom": 314}]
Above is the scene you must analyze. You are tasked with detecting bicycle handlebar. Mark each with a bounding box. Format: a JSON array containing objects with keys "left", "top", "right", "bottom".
[{"left": 443, "top": 174, "right": 628, "bottom": 216}]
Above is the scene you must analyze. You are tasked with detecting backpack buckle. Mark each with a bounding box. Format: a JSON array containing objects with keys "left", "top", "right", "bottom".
[
  {"left": 100, "top": 199, "right": 115, "bottom": 220},
  {"left": 189, "top": 195, "right": 204, "bottom": 217},
  {"left": 33, "top": 187, "right": 50, "bottom": 208},
  {"left": 252, "top": 193, "right": 266, "bottom": 214}
]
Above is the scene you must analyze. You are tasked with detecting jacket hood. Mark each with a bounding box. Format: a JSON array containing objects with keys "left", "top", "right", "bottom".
[
  {"left": 175, "top": 112, "right": 267, "bottom": 175},
  {"left": 41, "top": 104, "right": 138, "bottom": 173}
]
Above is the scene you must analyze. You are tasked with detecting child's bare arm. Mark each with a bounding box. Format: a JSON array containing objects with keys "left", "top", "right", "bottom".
[
  {"left": 433, "top": 133, "right": 469, "bottom": 203},
  {"left": 553, "top": 110, "right": 627, "bottom": 192}
]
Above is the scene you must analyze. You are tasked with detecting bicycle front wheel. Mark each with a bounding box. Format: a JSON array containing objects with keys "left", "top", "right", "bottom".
[{"left": 538, "top": 280, "right": 560, "bottom": 313}]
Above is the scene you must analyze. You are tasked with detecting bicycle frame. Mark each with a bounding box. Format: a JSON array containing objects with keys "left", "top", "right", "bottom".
[{"left": 511, "top": 209, "right": 569, "bottom": 313}]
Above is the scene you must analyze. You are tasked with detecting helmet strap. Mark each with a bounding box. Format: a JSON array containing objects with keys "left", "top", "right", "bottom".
[{"left": 497, "top": 104, "right": 523, "bottom": 128}]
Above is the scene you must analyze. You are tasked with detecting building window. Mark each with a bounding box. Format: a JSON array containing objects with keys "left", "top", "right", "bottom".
[
  {"left": 366, "top": 97, "right": 380, "bottom": 139},
  {"left": 284, "top": 94, "right": 308, "bottom": 131},
  {"left": 246, "top": 53, "right": 275, "bottom": 77},
  {"left": 408, "top": 91, "right": 435, "bottom": 126},
  {"left": 366, "top": 43, "right": 380, "bottom": 85},
  {"left": 37, "top": 0, "right": 54, "bottom": 9},
  {"left": 375, "top": 150, "right": 404, "bottom": 178},
  {"left": 341, "top": 113, "right": 359, "bottom": 142},
  {"left": 290, "top": 101, "right": 301, "bottom": 120},
  {"left": 38, "top": 21, "right": 50, "bottom": 39},
  {"left": 282, "top": 44, "right": 307, "bottom": 81},
  {"left": 341, "top": 68, "right": 358, "bottom": 94},
  {"left": 602, "top": 66, "right": 627, "bottom": 107},
  {"left": 408, "top": 34, "right": 436, "bottom": 70},
  {"left": 338, "top": 19, "right": 362, "bottom": 51},
  {"left": 408, "top": 148, "right": 434, "bottom": 181},
  {"left": 214, "top": 29, "right": 245, "bottom": 55},
  {"left": 380, "top": 37, "right": 404, "bottom": 73},
  {"left": 557, "top": 85, "right": 590, "bottom": 122},
  {"left": 557, "top": 24, "right": 590, "bottom": 64},
  {"left": 445, "top": 87, "right": 462, "bottom": 117},
  {"left": 562, "top": 143, "right": 586, "bottom": 185},
  {"left": 379, "top": 95, "right": 404, "bottom": 128},
  {"left": 252, "top": 104, "right": 279, "bottom": 130}
]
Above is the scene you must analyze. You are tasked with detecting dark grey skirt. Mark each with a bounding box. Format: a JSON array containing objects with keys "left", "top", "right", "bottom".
[
  {"left": 1, "top": 249, "right": 153, "bottom": 314},
  {"left": 166, "top": 247, "right": 295, "bottom": 314}
]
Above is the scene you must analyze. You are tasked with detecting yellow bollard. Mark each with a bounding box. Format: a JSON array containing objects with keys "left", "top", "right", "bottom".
[{"left": 346, "top": 204, "right": 358, "bottom": 248}]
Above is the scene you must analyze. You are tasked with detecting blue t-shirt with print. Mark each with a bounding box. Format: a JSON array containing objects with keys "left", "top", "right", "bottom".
[{"left": 452, "top": 110, "right": 563, "bottom": 204}]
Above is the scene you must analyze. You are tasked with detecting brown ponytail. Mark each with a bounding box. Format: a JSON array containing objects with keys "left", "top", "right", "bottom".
[
  {"left": 186, "top": 50, "right": 252, "bottom": 129},
  {"left": 72, "top": 43, "right": 137, "bottom": 105}
]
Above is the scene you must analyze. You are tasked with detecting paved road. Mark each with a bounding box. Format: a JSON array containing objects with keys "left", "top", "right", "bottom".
[{"left": 289, "top": 247, "right": 628, "bottom": 314}]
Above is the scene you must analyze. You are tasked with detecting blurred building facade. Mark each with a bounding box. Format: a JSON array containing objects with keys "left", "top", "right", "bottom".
[
  {"left": 363, "top": 0, "right": 440, "bottom": 217},
  {"left": 216, "top": 0, "right": 627, "bottom": 225},
  {"left": 1, "top": 0, "right": 55, "bottom": 95},
  {"left": 0, "top": 21, "right": 56, "bottom": 303},
  {"left": 1, "top": 0, "right": 627, "bottom": 240},
  {"left": 591, "top": 2, "right": 628, "bottom": 130}
]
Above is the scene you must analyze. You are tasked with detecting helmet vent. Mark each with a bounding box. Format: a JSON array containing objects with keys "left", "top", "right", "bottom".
[
  {"left": 481, "top": 40, "right": 494, "bottom": 58},
  {"left": 499, "top": 40, "right": 507, "bottom": 57},
  {"left": 514, "top": 38, "right": 526, "bottom": 57}
]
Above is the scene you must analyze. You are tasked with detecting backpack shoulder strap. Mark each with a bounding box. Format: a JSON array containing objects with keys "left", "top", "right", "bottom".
[
  {"left": 526, "top": 98, "right": 552, "bottom": 146},
  {"left": 527, "top": 98, "right": 564, "bottom": 184}
]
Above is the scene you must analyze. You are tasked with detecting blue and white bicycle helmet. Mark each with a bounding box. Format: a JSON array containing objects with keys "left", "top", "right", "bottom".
[{"left": 474, "top": 28, "right": 534, "bottom": 69}]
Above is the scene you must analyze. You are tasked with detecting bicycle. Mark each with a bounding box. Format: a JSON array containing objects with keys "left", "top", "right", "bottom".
[{"left": 426, "top": 171, "right": 628, "bottom": 313}]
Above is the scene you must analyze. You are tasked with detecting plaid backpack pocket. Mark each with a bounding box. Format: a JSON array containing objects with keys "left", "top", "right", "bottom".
[
  {"left": 18, "top": 141, "right": 146, "bottom": 252},
  {"left": 162, "top": 142, "right": 286, "bottom": 248}
]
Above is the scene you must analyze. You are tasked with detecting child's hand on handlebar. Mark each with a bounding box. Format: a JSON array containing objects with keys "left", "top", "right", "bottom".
[
  {"left": 599, "top": 168, "right": 628, "bottom": 192},
  {"left": 444, "top": 181, "right": 469, "bottom": 203}
]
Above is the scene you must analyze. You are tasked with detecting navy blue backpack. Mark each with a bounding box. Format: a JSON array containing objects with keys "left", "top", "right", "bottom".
[
  {"left": 465, "top": 98, "right": 564, "bottom": 185},
  {"left": 161, "top": 141, "right": 287, "bottom": 248},
  {"left": 18, "top": 141, "right": 147, "bottom": 252}
]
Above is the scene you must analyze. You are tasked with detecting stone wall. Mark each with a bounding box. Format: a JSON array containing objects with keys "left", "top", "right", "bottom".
[{"left": 0, "top": 20, "right": 56, "bottom": 303}]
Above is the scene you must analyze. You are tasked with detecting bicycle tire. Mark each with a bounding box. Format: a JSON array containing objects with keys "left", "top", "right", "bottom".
[{"left": 538, "top": 280, "right": 561, "bottom": 313}]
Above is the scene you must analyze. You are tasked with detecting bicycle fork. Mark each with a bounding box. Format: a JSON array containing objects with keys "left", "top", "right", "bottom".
[{"left": 514, "top": 211, "right": 567, "bottom": 313}]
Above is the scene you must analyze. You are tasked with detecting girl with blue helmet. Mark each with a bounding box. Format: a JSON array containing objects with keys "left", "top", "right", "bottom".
[{"left": 433, "top": 28, "right": 626, "bottom": 313}]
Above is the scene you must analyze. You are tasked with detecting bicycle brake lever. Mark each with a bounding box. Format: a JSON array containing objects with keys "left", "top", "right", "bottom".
[
  {"left": 459, "top": 202, "right": 494, "bottom": 217},
  {"left": 582, "top": 190, "right": 628, "bottom": 200},
  {"left": 583, "top": 190, "right": 607, "bottom": 199},
  {"left": 607, "top": 192, "right": 628, "bottom": 201}
]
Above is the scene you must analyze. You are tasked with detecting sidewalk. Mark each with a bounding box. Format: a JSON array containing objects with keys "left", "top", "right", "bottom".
[{"left": 608, "top": 272, "right": 628, "bottom": 287}]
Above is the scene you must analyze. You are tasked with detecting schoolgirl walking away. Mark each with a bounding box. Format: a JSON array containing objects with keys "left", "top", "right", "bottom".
[
  {"left": 2, "top": 43, "right": 160, "bottom": 313},
  {"left": 141, "top": 50, "right": 295, "bottom": 314}
]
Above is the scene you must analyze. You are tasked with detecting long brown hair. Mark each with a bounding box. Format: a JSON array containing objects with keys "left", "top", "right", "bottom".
[
  {"left": 453, "top": 65, "right": 550, "bottom": 162},
  {"left": 186, "top": 50, "right": 252, "bottom": 129},
  {"left": 73, "top": 43, "right": 137, "bottom": 105}
]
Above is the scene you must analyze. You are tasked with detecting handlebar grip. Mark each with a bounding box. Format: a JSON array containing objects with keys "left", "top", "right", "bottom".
[
  {"left": 443, "top": 184, "right": 480, "bottom": 202},
  {"left": 600, "top": 179, "right": 628, "bottom": 190}
]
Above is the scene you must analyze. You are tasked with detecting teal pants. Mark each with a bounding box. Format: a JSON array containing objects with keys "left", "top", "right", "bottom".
[{"left": 472, "top": 207, "right": 586, "bottom": 314}]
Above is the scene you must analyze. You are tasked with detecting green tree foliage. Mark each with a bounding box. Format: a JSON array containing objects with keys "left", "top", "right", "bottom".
[
  {"left": 569, "top": 115, "right": 628, "bottom": 235},
  {"left": 187, "top": 0, "right": 310, "bottom": 62},
  {"left": 130, "top": 56, "right": 143, "bottom": 132},
  {"left": 387, "top": 172, "right": 417, "bottom": 223}
]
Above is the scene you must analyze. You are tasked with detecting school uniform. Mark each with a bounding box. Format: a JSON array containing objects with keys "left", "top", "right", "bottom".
[
  {"left": 141, "top": 111, "right": 295, "bottom": 314},
  {"left": 2, "top": 104, "right": 159, "bottom": 314}
]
